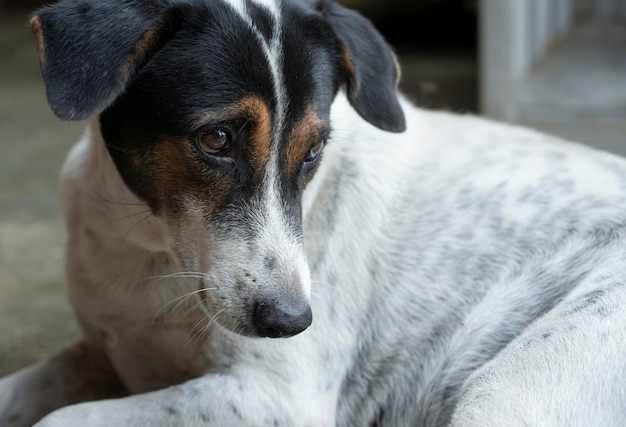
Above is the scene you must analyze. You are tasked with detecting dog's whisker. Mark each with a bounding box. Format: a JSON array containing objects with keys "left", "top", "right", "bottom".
[
  {"left": 185, "top": 315, "right": 211, "bottom": 349},
  {"left": 186, "top": 308, "right": 227, "bottom": 349},
  {"left": 200, "top": 319, "right": 224, "bottom": 346},
  {"left": 204, "top": 308, "right": 228, "bottom": 330},
  {"left": 96, "top": 209, "right": 152, "bottom": 230},
  {"left": 139, "top": 271, "right": 212, "bottom": 285},
  {"left": 200, "top": 315, "right": 240, "bottom": 350},
  {"left": 224, "top": 319, "right": 245, "bottom": 347},
  {"left": 123, "top": 212, "right": 154, "bottom": 241},
  {"left": 171, "top": 295, "right": 212, "bottom": 325},
  {"left": 90, "top": 195, "right": 148, "bottom": 207},
  {"left": 234, "top": 116, "right": 253, "bottom": 137},
  {"left": 140, "top": 273, "right": 197, "bottom": 283},
  {"left": 154, "top": 287, "right": 217, "bottom": 322},
  {"left": 105, "top": 142, "right": 133, "bottom": 155},
  {"left": 188, "top": 308, "right": 223, "bottom": 340}
]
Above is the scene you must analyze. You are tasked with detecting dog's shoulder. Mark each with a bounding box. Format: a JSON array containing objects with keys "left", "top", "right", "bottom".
[{"left": 329, "top": 94, "right": 626, "bottom": 207}]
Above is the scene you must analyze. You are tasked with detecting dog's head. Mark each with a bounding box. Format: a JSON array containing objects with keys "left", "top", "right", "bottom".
[{"left": 32, "top": 0, "right": 405, "bottom": 338}]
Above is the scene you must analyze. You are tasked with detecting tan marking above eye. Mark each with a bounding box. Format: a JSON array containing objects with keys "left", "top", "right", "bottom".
[{"left": 286, "top": 105, "right": 328, "bottom": 176}]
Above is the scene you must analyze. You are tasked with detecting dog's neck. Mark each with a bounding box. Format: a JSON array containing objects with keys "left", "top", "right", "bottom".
[
  {"left": 62, "top": 119, "right": 172, "bottom": 254},
  {"left": 62, "top": 121, "right": 213, "bottom": 373}
]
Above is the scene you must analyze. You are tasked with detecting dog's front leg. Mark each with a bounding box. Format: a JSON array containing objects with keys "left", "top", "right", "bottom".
[
  {"left": 0, "top": 340, "right": 127, "bottom": 427},
  {"left": 34, "top": 369, "right": 333, "bottom": 427}
]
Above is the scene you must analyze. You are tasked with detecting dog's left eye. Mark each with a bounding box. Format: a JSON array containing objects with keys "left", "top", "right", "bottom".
[
  {"left": 196, "top": 128, "right": 231, "bottom": 156},
  {"left": 305, "top": 140, "right": 325, "bottom": 163}
]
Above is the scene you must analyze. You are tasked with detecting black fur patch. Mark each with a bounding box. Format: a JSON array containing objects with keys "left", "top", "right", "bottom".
[{"left": 33, "top": 0, "right": 405, "bottom": 235}]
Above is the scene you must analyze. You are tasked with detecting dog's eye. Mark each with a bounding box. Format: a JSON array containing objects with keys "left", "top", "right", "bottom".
[
  {"left": 305, "top": 140, "right": 325, "bottom": 163},
  {"left": 196, "top": 128, "right": 231, "bottom": 156}
]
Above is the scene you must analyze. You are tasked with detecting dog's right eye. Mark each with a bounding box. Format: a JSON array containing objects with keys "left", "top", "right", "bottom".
[
  {"left": 305, "top": 140, "right": 325, "bottom": 164},
  {"left": 195, "top": 128, "right": 231, "bottom": 156}
]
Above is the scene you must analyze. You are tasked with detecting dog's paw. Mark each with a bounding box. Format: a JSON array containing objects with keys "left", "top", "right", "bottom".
[
  {"left": 34, "top": 405, "right": 91, "bottom": 427},
  {"left": 33, "top": 402, "right": 122, "bottom": 427},
  {"left": 33, "top": 398, "right": 183, "bottom": 427}
]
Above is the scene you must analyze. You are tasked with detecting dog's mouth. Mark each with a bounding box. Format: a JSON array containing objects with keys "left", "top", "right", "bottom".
[
  {"left": 193, "top": 279, "right": 257, "bottom": 338},
  {"left": 194, "top": 279, "right": 312, "bottom": 339}
]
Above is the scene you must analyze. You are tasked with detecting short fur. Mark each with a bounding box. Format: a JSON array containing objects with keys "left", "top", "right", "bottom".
[{"left": 2, "top": 0, "right": 626, "bottom": 426}]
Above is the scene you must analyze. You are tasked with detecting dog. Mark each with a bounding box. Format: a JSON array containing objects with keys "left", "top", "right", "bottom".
[{"left": 2, "top": 0, "right": 626, "bottom": 425}]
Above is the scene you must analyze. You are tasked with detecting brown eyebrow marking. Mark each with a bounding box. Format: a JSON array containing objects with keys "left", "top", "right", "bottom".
[
  {"left": 240, "top": 96, "right": 272, "bottom": 177},
  {"left": 286, "top": 104, "right": 327, "bottom": 176},
  {"left": 192, "top": 95, "right": 273, "bottom": 178}
]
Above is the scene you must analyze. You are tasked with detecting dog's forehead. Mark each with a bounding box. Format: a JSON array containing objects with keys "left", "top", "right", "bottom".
[
  {"left": 214, "top": 0, "right": 339, "bottom": 119},
  {"left": 212, "top": 0, "right": 287, "bottom": 129},
  {"left": 133, "top": 0, "right": 338, "bottom": 134},
  {"left": 222, "top": 0, "right": 281, "bottom": 18},
  {"left": 102, "top": 0, "right": 337, "bottom": 216}
]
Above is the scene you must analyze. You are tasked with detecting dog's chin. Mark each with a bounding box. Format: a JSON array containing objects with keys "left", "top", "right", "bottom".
[
  {"left": 196, "top": 279, "right": 313, "bottom": 340},
  {"left": 210, "top": 317, "right": 262, "bottom": 339},
  {"left": 201, "top": 306, "right": 298, "bottom": 339},
  {"left": 195, "top": 290, "right": 260, "bottom": 339}
]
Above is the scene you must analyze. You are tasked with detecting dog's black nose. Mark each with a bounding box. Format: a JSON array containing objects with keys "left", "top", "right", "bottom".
[{"left": 254, "top": 300, "right": 312, "bottom": 338}]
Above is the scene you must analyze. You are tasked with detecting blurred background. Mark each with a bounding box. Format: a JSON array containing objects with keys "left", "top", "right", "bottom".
[{"left": 0, "top": 0, "right": 624, "bottom": 375}]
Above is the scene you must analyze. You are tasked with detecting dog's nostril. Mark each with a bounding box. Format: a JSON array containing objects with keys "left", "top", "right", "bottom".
[
  {"left": 254, "top": 301, "right": 313, "bottom": 338},
  {"left": 260, "top": 325, "right": 283, "bottom": 338}
]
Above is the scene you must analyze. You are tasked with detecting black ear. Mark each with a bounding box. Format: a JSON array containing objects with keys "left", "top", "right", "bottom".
[
  {"left": 324, "top": 2, "right": 406, "bottom": 133},
  {"left": 30, "top": 0, "right": 183, "bottom": 121}
]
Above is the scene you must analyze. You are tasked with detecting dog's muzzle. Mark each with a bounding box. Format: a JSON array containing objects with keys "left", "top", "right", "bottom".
[{"left": 254, "top": 299, "right": 313, "bottom": 338}]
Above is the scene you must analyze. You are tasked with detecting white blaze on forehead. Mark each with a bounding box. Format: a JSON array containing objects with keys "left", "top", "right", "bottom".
[
  {"left": 221, "top": 0, "right": 247, "bottom": 16},
  {"left": 219, "top": 0, "right": 307, "bottom": 295},
  {"left": 222, "top": 0, "right": 281, "bottom": 22},
  {"left": 246, "top": 0, "right": 306, "bottom": 297},
  {"left": 219, "top": 0, "right": 287, "bottom": 129},
  {"left": 250, "top": 0, "right": 281, "bottom": 17}
]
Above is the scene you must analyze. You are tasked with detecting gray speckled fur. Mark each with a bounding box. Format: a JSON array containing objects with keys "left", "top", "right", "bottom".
[{"left": 309, "top": 100, "right": 626, "bottom": 426}]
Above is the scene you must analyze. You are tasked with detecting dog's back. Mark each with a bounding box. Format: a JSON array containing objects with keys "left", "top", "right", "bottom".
[{"left": 314, "top": 96, "right": 626, "bottom": 425}]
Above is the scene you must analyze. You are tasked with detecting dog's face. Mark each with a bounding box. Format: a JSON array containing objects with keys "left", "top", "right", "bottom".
[{"left": 32, "top": 0, "right": 405, "bottom": 338}]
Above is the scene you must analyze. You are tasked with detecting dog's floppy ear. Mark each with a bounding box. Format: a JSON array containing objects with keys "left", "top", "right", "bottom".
[
  {"left": 30, "top": 0, "right": 182, "bottom": 121},
  {"left": 324, "top": 2, "right": 406, "bottom": 133}
]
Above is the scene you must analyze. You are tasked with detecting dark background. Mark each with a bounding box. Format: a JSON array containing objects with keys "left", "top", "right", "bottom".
[{"left": 1, "top": 0, "right": 479, "bottom": 112}]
